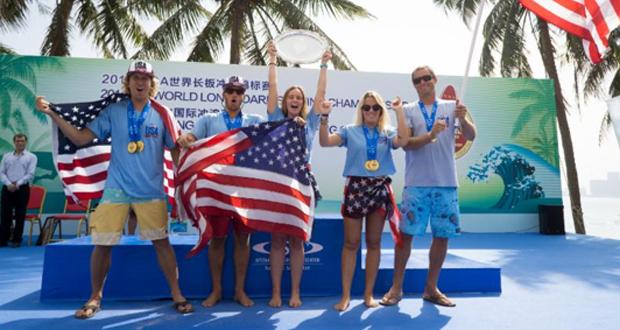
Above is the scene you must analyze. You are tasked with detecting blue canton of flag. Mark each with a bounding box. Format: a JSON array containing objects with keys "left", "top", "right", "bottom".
[
  {"left": 53, "top": 93, "right": 127, "bottom": 154},
  {"left": 236, "top": 120, "right": 311, "bottom": 186}
]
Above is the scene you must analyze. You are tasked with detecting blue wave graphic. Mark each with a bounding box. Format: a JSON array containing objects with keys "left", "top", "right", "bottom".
[{"left": 467, "top": 144, "right": 547, "bottom": 209}]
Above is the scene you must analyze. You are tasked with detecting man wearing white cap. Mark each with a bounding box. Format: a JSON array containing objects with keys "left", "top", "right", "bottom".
[
  {"left": 36, "top": 60, "right": 193, "bottom": 318},
  {"left": 178, "top": 76, "right": 263, "bottom": 307}
]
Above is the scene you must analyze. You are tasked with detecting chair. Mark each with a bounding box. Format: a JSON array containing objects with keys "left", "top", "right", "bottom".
[
  {"left": 44, "top": 198, "right": 91, "bottom": 241},
  {"left": 25, "top": 185, "right": 46, "bottom": 246}
]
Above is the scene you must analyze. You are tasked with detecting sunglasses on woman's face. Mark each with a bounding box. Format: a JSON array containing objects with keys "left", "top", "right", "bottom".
[
  {"left": 362, "top": 104, "right": 382, "bottom": 112},
  {"left": 225, "top": 88, "right": 245, "bottom": 95},
  {"left": 413, "top": 75, "right": 433, "bottom": 85}
]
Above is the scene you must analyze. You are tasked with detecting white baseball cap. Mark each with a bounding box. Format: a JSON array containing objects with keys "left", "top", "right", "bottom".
[{"left": 127, "top": 60, "right": 155, "bottom": 77}]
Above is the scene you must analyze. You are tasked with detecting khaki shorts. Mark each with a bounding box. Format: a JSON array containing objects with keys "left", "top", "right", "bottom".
[{"left": 89, "top": 199, "right": 169, "bottom": 245}]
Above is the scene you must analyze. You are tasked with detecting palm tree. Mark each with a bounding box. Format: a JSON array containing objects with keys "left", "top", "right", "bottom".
[
  {"left": 0, "top": 55, "right": 62, "bottom": 134},
  {"left": 433, "top": 0, "right": 585, "bottom": 233},
  {"left": 509, "top": 80, "right": 559, "bottom": 167},
  {"left": 37, "top": 0, "right": 207, "bottom": 59},
  {"left": 577, "top": 30, "right": 620, "bottom": 144},
  {"left": 186, "top": 0, "right": 373, "bottom": 70},
  {"left": 0, "top": 0, "right": 34, "bottom": 54}
]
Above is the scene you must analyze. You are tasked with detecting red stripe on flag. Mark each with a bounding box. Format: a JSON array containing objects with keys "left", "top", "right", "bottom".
[
  {"left": 199, "top": 171, "right": 312, "bottom": 207},
  {"left": 57, "top": 153, "right": 111, "bottom": 170},
  {"left": 520, "top": 0, "right": 591, "bottom": 38},
  {"left": 195, "top": 187, "right": 311, "bottom": 224},
  {"left": 61, "top": 171, "right": 108, "bottom": 184}
]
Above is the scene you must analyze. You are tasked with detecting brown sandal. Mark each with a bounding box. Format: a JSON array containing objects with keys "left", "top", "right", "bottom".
[
  {"left": 74, "top": 304, "right": 101, "bottom": 319},
  {"left": 379, "top": 292, "right": 403, "bottom": 306},
  {"left": 422, "top": 293, "right": 456, "bottom": 307}
]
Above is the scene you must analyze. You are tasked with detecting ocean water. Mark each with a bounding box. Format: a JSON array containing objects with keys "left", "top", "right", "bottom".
[{"left": 564, "top": 197, "right": 620, "bottom": 240}]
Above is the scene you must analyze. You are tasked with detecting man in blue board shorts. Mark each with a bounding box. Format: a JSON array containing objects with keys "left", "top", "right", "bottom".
[{"left": 381, "top": 65, "right": 477, "bottom": 308}]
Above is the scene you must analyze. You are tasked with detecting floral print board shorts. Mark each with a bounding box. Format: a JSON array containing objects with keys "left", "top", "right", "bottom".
[{"left": 399, "top": 186, "right": 461, "bottom": 238}]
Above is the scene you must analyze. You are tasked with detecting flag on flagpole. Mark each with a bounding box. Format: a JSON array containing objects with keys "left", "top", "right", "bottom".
[
  {"left": 50, "top": 93, "right": 180, "bottom": 205},
  {"left": 175, "top": 119, "right": 316, "bottom": 257},
  {"left": 519, "top": 0, "right": 620, "bottom": 63}
]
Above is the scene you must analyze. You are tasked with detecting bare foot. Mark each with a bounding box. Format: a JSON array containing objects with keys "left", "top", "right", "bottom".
[
  {"left": 364, "top": 296, "right": 379, "bottom": 308},
  {"left": 234, "top": 291, "right": 254, "bottom": 307},
  {"left": 268, "top": 295, "right": 282, "bottom": 308},
  {"left": 333, "top": 296, "right": 350, "bottom": 311},
  {"left": 201, "top": 291, "right": 222, "bottom": 308},
  {"left": 74, "top": 298, "right": 101, "bottom": 319},
  {"left": 288, "top": 293, "right": 302, "bottom": 308}
]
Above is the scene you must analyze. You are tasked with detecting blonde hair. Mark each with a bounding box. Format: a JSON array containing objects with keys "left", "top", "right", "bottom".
[
  {"left": 354, "top": 90, "right": 391, "bottom": 133},
  {"left": 122, "top": 74, "right": 159, "bottom": 98},
  {"left": 280, "top": 85, "right": 308, "bottom": 119}
]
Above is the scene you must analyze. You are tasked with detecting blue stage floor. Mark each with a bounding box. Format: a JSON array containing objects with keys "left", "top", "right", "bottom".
[{"left": 1, "top": 233, "right": 619, "bottom": 329}]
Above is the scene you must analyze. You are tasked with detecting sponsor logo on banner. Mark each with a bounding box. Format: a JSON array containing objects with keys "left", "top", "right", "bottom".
[{"left": 251, "top": 240, "right": 324, "bottom": 271}]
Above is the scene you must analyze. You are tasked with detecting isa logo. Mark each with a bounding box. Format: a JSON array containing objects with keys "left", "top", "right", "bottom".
[{"left": 251, "top": 240, "right": 325, "bottom": 270}]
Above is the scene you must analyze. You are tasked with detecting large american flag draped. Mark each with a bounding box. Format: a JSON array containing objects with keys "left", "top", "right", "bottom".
[
  {"left": 50, "top": 93, "right": 180, "bottom": 205},
  {"left": 176, "top": 119, "right": 316, "bottom": 257},
  {"left": 520, "top": 0, "right": 620, "bottom": 63}
]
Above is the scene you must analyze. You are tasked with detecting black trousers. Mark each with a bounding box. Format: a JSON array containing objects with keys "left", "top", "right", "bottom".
[{"left": 0, "top": 184, "right": 30, "bottom": 244}]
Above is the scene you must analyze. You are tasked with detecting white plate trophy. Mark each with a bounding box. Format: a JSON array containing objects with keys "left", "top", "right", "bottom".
[{"left": 274, "top": 29, "right": 329, "bottom": 64}]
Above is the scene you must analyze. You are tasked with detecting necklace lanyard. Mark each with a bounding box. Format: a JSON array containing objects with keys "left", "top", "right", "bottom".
[
  {"left": 223, "top": 111, "right": 243, "bottom": 130},
  {"left": 127, "top": 101, "right": 150, "bottom": 142},
  {"left": 418, "top": 101, "right": 438, "bottom": 133},
  {"left": 362, "top": 125, "right": 379, "bottom": 161}
]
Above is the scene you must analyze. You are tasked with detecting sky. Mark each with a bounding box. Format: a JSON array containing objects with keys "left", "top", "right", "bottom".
[{"left": 2, "top": 0, "right": 619, "bottom": 194}]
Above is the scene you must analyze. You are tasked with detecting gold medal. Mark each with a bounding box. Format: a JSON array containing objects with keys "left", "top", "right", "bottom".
[
  {"left": 127, "top": 141, "right": 137, "bottom": 153},
  {"left": 136, "top": 140, "right": 144, "bottom": 152},
  {"left": 364, "top": 160, "right": 380, "bottom": 172}
]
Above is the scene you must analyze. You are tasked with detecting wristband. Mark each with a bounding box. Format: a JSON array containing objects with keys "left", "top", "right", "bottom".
[
  {"left": 268, "top": 62, "right": 276, "bottom": 66},
  {"left": 320, "top": 63, "right": 328, "bottom": 69}
]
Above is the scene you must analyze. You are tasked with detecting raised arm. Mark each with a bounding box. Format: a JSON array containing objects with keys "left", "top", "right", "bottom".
[
  {"left": 390, "top": 97, "right": 409, "bottom": 148},
  {"left": 313, "top": 50, "right": 332, "bottom": 114},
  {"left": 36, "top": 96, "right": 96, "bottom": 147},
  {"left": 267, "top": 41, "right": 279, "bottom": 115},
  {"left": 317, "top": 99, "right": 342, "bottom": 147},
  {"left": 456, "top": 99, "right": 476, "bottom": 141}
]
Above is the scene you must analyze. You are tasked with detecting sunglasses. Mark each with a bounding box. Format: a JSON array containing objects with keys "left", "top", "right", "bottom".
[
  {"left": 413, "top": 75, "right": 433, "bottom": 85},
  {"left": 361, "top": 104, "right": 382, "bottom": 112},
  {"left": 225, "top": 88, "right": 245, "bottom": 95}
]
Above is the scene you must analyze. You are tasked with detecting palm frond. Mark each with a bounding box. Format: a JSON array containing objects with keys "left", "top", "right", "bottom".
[
  {"left": 187, "top": 5, "right": 230, "bottom": 62},
  {"left": 0, "top": 0, "right": 31, "bottom": 32},
  {"left": 432, "top": 0, "right": 483, "bottom": 27},
  {"left": 292, "top": 0, "right": 374, "bottom": 20},
  {"left": 598, "top": 112, "right": 611, "bottom": 145},
  {"left": 0, "top": 43, "right": 16, "bottom": 55},
  {"left": 41, "top": 0, "right": 74, "bottom": 56},
  {"left": 133, "top": 0, "right": 209, "bottom": 60}
]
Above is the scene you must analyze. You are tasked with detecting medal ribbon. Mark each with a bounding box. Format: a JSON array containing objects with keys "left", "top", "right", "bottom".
[
  {"left": 127, "top": 101, "right": 150, "bottom": 142},
  {"left": 362, "top": 125, "right": 379, "bottom": 161},
  {"left": 418, "top": 101, "right": 438, "bottom": 133},
  {"left": 223, "top": 111, "right": 243, "bottom": 130}
]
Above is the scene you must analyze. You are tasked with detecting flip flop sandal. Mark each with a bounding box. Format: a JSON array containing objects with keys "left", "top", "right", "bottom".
[
  {"left": 423, "top": 294, "right": 456, "bottom": 307},
  {"left": 75, "top": 304, "right": 101, "bottom": 319},
  {"left": 379, "top": 292, "right": 403, "bottom": 306},
  {"left": 173, "top": 300, "right": 194, "bottom": 314}
]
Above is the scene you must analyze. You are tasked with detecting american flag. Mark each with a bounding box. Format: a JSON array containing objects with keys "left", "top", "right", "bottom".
[
  {"left": 50, "top": 93, "right": 180, "bottom": 205},
  {"left": 520, "top": 0, "right": 620, "bottom": 63},
  {"left": 175, "top": 119, "right": 316, "bottom": 257}
]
